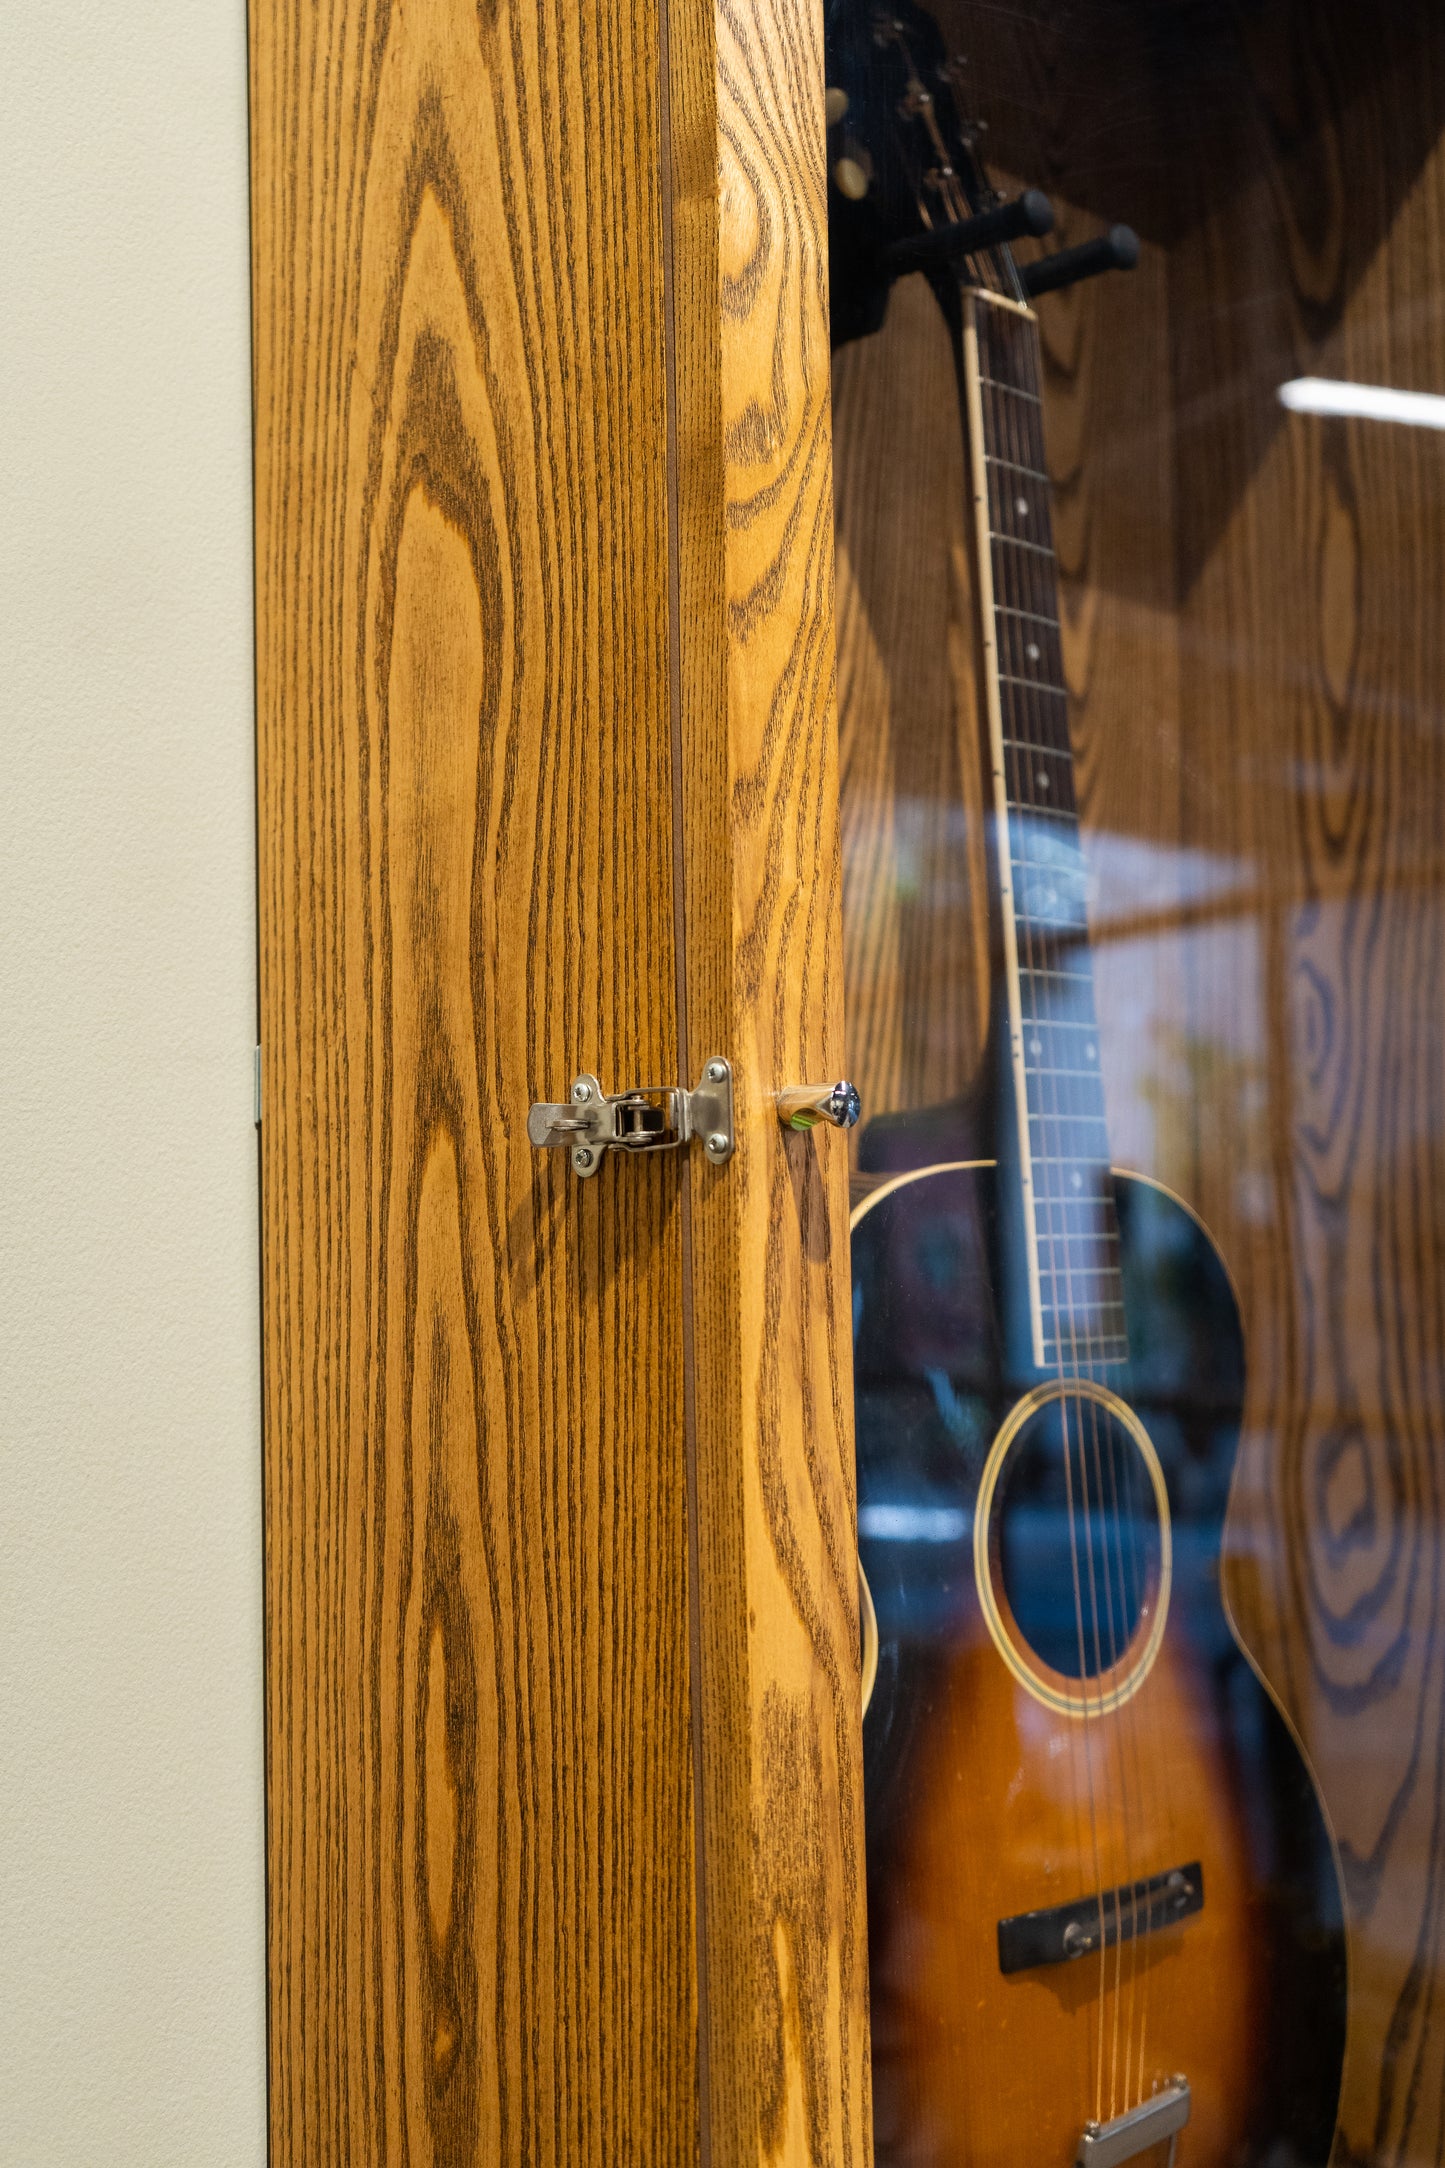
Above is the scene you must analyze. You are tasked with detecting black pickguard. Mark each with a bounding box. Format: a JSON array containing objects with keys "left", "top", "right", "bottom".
[{"left": 852, "top": 1157, "right": 1346, "bottom": 2167}]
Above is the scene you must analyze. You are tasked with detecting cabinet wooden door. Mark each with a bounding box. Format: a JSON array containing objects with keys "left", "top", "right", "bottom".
[{"left": 249, "top": 1, "right": 869, "bottom": 2162}]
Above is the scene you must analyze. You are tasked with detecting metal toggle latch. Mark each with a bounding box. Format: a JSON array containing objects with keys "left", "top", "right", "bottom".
[{"left": 528, "top": 1058, "right": 734, "bottom": 1178}]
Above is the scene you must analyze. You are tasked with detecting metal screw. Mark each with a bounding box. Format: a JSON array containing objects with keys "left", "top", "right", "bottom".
[
  {"left": 574, "top": 1147, "right": 595, "bottom": 1171},
  {"left": 706, "top": 1131, "right": 729, "bottom": 1157},
  {"left": 706, "top": 1060, "right": 727, "bottom": 1081},
  {"left": 573, "top": 1079, "right": 591, "bottom": 1101}
]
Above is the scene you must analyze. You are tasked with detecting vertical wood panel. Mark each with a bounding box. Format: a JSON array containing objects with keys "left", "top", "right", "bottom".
[
  {"left": 832, "top": 275, "right": 991, "bottom": 1168},
  {"left": 251, "top": 1, "right": 697, "bottom": 2159},
  {"left": 666, "top": 0, "right": 873, "bottom": 2158},
  {"left": 1167, "top": 13, "right": 1445, "bottom": 2157}
]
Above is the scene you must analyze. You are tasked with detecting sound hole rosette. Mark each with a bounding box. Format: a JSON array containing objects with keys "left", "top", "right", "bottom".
[{"left": 972, "top": 1379, "right": 1171, "bottom": 1717}]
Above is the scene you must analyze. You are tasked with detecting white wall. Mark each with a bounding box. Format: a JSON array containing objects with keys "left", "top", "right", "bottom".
[{"left": 0, "top": 4, "right": 266, "bottom": 2162}]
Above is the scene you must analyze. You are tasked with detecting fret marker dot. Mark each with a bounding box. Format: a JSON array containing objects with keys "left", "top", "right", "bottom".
[
  {"left": 1016, "top": 496, "right": 1030, "bottom": 518},
  {"left": 1071, "top": 1171, "right": 1083, "bottom": 1191},
  {"left": 1037, "top": 771, "right": 1050, "bottom": 791},
  {"left": 1029, "top": 1038, "right": 1042, "bottom": 1057},
  {"left": 1026, "top": 642, "right": 1041, "bottom": 661},
  {"left": 1085, "top": 1041, "right": 1096, "bottom": 1060}
]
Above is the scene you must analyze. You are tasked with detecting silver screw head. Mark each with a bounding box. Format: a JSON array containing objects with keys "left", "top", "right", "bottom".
[
  {"left": 573, "top": 1079, "right": 591, "bottom": 1101},
  {"left": 706, "top": 1059, "right": 728, "bottom": 1082},
  {"left": 573, "top": 1146, "right": 596, "bottom": 1172},
  {"left": 706, "top": 1131, "right": 729, "bottom": 1157},
  {"left": 830, "top": 1080, "right": 863, "bottom": 1129}
]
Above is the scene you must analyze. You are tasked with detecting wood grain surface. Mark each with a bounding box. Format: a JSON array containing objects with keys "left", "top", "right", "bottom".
[
  {"left": 667, "top": 1, "right": 873, "bottom": 2161},
  {"left": 254, "top": 0, "right": 869, "bottom": 2159},
  {"left": 832, "top": 274, "right": 992, "bottom": 1173},
  {"left": 829, "top": 1, "right": 1445, "bottom": 2160},
  {"left": 1168, "top": 13, "right": 1445, "bottom": 2162},
  {"left": 252, "top": 2, "right": 696, "bottom": 2159}
]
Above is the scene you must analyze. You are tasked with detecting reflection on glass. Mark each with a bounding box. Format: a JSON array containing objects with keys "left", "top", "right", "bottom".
[{"left": 824, "top": 1, "right": 1445, "bottom": 2162}]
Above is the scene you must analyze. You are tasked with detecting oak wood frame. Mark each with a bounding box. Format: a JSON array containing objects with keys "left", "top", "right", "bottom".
[{"left": 250, "top": 0, "right": 869, "bottom": 2159}]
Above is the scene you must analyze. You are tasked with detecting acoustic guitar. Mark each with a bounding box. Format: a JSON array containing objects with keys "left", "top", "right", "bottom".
[{"left": 825, "top": 7, "right": 1348, "bottom": 2165}]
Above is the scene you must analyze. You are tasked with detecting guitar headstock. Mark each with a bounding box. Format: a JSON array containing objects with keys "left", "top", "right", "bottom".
[{"left": 824, "top": 0, "right": 1137, "bottom": 348}]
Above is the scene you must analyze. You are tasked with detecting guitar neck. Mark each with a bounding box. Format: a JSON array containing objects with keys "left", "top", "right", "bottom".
[{"left": 962, "top": 287, "right": 1127, "bottom": 1372}]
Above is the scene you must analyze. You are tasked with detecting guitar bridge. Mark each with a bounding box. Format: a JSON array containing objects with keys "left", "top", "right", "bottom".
[
  {"left": 1078, "top": 2078, "right": 1191, "bottom": 2168},
  {"left": 997, "top": 1861, "right": 1203, "bottom": 1976}
]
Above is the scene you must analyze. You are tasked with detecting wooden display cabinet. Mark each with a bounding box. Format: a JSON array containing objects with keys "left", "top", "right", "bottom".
[{"left": 250, "top": 0, "right": 1445, "bottom": 2160}]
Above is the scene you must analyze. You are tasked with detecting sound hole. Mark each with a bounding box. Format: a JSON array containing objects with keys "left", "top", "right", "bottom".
[{"left": 994, "top": 1396, "right": 1161, "bottom": 1680}]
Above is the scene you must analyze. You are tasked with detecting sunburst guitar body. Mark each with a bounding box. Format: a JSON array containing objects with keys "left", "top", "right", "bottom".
[{"left": 852, "top": 1157, "right": 1345, "bottom": 2168}]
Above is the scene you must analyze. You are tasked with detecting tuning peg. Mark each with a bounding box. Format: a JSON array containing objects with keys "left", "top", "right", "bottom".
[
  {"left": 885, "top": 187, "right": 1054, "bottom": 276},
  {"left": 1019, "top": 223, "right": 1139, "bottom": 298}
]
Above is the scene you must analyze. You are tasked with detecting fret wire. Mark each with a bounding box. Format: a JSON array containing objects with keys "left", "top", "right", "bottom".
[
  {"left": 1041, "top": 1344, "right": 1129, "bottom": 1355},
  {"left": 993, "top": 533, "right": 1055, "bottom": 561},
  {"left": 1020, "top": 982, "right": 1100, "bottom": 1004},
  {"left": 1042, "top": 1343, "right": 1129, "bottom": 1352},
  {"left": 1027, "top": 1181, "right": 1117, "bottom": 1200},
  {"left": 1038, "top": 1266, "right": 1122, "bottom": 1287},
  {"left": 995, "top": 603, "right": 1060, "bottom": 627},
  {"left": 1022, "top": 1006, "right": 1101, "bottom": 1033},
  {"left": 1037, "top": 1247, "right": 1122, "bottom": 1262},
  {"left": 978, "top": 374, "right": 1042, "bottom": 405},
  {"left": 985, "top": 452, "right": 1049, "bottom": 481},
  {"left": 1034, "top": 1227, "right": 1122, "bottom": 1244},
  {"left": 1003, "top": 725, "right": 1074, "bottom": 771}
]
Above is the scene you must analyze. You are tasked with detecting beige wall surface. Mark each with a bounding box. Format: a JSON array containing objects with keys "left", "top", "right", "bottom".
[{"left": 0, "top": 4, "right": 266, "bottom": 2162}]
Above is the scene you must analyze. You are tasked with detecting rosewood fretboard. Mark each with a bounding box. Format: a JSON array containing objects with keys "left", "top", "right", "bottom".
[{"left": 963, "top": 287, "right": 1127, "bottom": 1371}]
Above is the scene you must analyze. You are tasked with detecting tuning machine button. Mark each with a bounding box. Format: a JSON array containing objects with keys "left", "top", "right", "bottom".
[{"left": 1020, "top": 222, "right": 1139, "bottom": 297}]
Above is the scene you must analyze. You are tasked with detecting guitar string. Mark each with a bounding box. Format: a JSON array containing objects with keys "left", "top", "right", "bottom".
[
  {"left": 1120, "top": 1377, "right": 1156, "bottom": 2105},
  {"left": 976, "top": 309, "right": 1107, "bottom": 2116},
  {"left": 982, "top": 321, "right": 1117, "bottom": 2115},
  {"left": 1008, "top": 314, "right": 1157, "bottom": 2115},
  {"left": 1004, "top": 315, "right": 1146, "bottom": 2114},
  {"left": 993, "top": 298, "right": 1171, "bottom": 2122},
  {"left": 986, "top": 303, "right": 1146, "bottom": 2119},
  {"left": 980, "top": 307, "right": 1117, "bottom": 2118}
]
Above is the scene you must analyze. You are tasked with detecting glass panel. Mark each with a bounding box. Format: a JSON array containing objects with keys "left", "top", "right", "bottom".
[{"left": 826, "top": 5, "right": 1445, "bottom": 2165}]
